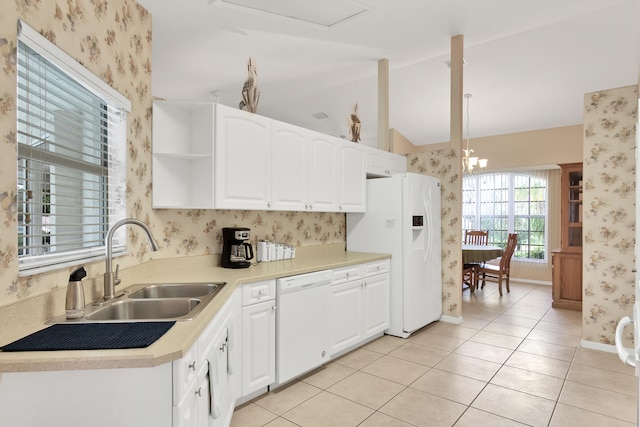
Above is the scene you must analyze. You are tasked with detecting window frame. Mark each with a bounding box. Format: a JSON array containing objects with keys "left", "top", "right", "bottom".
[
  {"left": 16, "top": 20, "right": 130, "bottom": 275},
  {"left": 462, "top": 171, "right": 548, "bottom": 263}
]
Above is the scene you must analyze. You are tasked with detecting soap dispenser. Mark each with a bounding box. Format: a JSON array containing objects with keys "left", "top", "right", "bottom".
[{"left": 66, "top": 266, "right": 87, "bottom": 319}]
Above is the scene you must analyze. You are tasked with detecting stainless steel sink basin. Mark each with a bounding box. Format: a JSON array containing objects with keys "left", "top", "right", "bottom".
[
  {"left": 47, "top": 282, "right": 227, "bottom": 324},
  {"left": 128, "top": 283, "right": 223, "bottom": 299},
  {"left": 85, "top": 299, "right": 201, "bottom": 321}
]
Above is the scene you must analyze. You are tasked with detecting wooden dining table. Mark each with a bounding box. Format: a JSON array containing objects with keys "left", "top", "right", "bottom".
[
  {"left": 462, "top": 244, "right": 503, "bottom": 291},
  {"left": 462, "top": 244, "right": 503, "bottom": 264}
]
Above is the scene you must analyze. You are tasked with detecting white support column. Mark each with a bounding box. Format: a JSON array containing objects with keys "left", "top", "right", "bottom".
[
  {"left": 450, "top": 35, "right": 464, "bottom": 151},
  {"left": 378, "top": 58, "right": 390, "bottom": 152}
]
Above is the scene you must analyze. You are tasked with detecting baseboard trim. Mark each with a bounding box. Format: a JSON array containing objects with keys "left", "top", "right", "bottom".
[
  {"left": 580, "top": 339, "right": 620, "bottom": 354},
  {"left": 440, "top": 315, "right": 464, "bottom": 325},
  {"left": 511, "top": 277, "right": 552, "bottom": 286}
]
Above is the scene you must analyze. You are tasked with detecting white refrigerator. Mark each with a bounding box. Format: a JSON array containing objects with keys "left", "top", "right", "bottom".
[
  {"left": 614, "top": 123, "right": 640, "bottom": 424},
  {"left": 347, "top": 172, "right": 442, "bottom": 338},
  {"left": 615, "top": 295, "right": 640, "bottom": 424}
]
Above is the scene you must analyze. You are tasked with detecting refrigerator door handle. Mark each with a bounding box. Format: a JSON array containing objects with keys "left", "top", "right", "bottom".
[
  {"left": 615, "top": 315, "right": 636, "bottom": 367},
  {"left": 422, "top": 196, "right": 433, "bottom": 263}
]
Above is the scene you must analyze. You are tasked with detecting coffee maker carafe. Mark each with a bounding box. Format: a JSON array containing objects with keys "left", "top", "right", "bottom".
[{"left": 221, "top": 227, "right": 254, "bottom": 269}]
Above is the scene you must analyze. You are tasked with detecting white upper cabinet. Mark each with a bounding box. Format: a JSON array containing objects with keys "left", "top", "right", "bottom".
[
  {"left": 152, "top": 101, "right": 370, "bottom": 212},
  {"left": 338, "top": 140, "right": 366, "bottom": 212},
  {"left": 152, "top": 101, "right": 215, "bottom": 208},
  {"left": 271, "top": 122, "right": 340, "bottom": 212},
  {"left": 307, "top": 131, "right": 339, "bottom": 212},
  {"left": 386, "top": 152, "right": 407, "bottom": 175},
  {"left": 214, "top": 104, "right": 272, "bottom": 210},
  {"left": 363, "top": 144, "right": 407, "bottom": 177},
  {"left": 271, "top": 121, "right": 309, "bottom": 211}
]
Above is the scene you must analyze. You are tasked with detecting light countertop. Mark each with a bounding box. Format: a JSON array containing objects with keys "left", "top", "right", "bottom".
[{"left": 0, "top": 245, "right": 389, "bottom": 373}]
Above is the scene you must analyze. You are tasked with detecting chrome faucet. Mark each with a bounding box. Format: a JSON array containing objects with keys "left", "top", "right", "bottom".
[{"left": 103, "top": 218, "right": 160, "bottom": 301}]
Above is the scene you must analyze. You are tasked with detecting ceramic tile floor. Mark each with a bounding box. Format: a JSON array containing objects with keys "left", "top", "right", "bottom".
[{"left": 231, "top": 282, "right": 637, "bottom": 427}]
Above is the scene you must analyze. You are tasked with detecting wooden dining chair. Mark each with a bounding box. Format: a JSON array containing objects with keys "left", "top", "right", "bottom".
[
  {"left": 462, "top": 264, "right": 475, "bottom": 291},
  {"left": 464, "top": 230, "right": 489, "bottom": 245},
  {"left": 462, "top": 230, "right": 488, "bottom": 292},
  {"left": 474, "top": 233, "right": 517, "bottom": 296}
]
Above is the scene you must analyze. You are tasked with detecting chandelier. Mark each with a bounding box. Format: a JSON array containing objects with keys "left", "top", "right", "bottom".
[{"left": 462, "top": 93, "right": 487, "bottom": 173}]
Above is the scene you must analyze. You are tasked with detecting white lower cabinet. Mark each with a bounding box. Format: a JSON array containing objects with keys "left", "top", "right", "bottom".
[
  {"left": 362, "top": 272, "right": 390, "bottom": 336},
  {"left": 240, "top": 280, "right": 276, "bottom": 398},
  {"left": 0, "top": 263, "right": 392, "bottom": 427},
  {"left": 330, "top": 278, "right": 365, "bottom": 354},
  {"left": 174, "top": 289, "right": 241, "bottom": 427},
  {"left": 329, "top": 261, "right": 390, "bottom": 356},
  {"left": 174, "top": 374, "right": 204, "bottom": 427}
]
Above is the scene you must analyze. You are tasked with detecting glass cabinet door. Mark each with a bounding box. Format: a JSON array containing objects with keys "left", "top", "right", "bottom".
[{"left": 561, "top": 163, "right": 583, "bottom": 250}]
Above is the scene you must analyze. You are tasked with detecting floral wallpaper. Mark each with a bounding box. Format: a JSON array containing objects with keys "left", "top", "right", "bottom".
[
  {"left": 407, "top": 148, "right": 462, "bottom": 319},
  {"left": 0, "top": 0, "right": 344, "bottom": 308},
  {"left": 583, "top": 85, "right": 637, "bottom": 347}
]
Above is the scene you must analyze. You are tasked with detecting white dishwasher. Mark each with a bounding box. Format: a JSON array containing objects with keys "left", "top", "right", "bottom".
[{"left": 275, "top": 270, "right": 333, "bottom": 386}]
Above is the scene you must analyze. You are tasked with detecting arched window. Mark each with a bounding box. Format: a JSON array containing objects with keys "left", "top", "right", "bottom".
[{"left": 462, "top": 170, "right": 548, "bottom": 262}]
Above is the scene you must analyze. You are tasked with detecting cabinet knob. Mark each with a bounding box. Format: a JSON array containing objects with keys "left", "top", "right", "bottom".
[
  {"left": 259, "top": 289, "right": 266, "bottom": 296},
  {"left": 272, "top": 305, "right": 277, "bottom": 312},
  {"left": 267, "top": 202, "right": 272, "bottom": 208},
  {"left": 346, "top": 272, "right": 350, "bottom": 278},
  {"left": 188, "top": 361, "right": 196, "bottom": 371},
  {"left": 195, "top": 387, "right": 202, "bottom": 397}
]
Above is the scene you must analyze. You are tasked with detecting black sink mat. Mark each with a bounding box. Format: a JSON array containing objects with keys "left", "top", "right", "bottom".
[{"left": 0, "top": 321, "right": 176, "bottom": 352}]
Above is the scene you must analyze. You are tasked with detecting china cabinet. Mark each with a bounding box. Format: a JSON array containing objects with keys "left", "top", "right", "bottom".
[{"left": 552, "top": 162, "right": 583, "bottom": 311}]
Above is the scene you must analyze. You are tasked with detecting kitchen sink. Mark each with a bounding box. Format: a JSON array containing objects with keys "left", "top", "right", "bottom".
[
  {"left": 47, "top": 282, "right": 227, "bottom": 324},
  {"left": 85, "top": 299, "right": 201, "bottom": 321},
  {"left": 127, "top": 282, "right": 223, "bottom": 299}
]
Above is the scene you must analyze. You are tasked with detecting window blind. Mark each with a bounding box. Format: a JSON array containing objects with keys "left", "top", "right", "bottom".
[{"left": 17, "top": 21, "right": 128, "bottom": 273}]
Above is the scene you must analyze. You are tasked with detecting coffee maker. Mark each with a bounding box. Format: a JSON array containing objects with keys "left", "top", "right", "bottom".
[{"left": 221, "top": 227, "right": 254, "bottom": 269}]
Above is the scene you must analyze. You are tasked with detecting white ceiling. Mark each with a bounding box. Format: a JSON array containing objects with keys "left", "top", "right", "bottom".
[{"left": 137, "top": 0, "right": 640, "bottom": 147}]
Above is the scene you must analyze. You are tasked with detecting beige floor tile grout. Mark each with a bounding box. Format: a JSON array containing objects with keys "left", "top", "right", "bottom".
[{"left": 232, "top": 283, "right": 636, "bottom": 427}]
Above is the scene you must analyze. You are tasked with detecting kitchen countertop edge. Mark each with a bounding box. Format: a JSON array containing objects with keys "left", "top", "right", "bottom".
[{"left": 0, "top": 249, "right": 390, "bottom": 373}]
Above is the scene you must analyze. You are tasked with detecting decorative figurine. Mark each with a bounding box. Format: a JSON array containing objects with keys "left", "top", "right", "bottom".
[
  {"left": 239, "top": 57, "right": 260, "bottom": 113},
  {"left": 349, "top": 102, "right": 361, "bottom": 143}
]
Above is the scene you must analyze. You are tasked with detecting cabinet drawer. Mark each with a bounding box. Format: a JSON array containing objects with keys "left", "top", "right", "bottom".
[
  {"left": 332, "top": 265, "right": 363, "bottom": 285},
  {"left": 365, "top": 260, "right": 390, "bottom": 277},
  {"left": 242, "top": 280, "right": 276, "bottom": 306}
]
